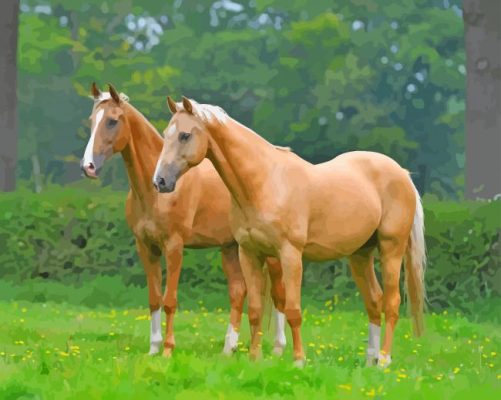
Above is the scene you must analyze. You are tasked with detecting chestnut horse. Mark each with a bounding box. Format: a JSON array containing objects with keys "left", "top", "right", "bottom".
[
  {"left": 153, "top": 97, "right": 426, "bottom": 367},
  {"left": 80, "top": 84, "right": 287, "bottom": 357}
]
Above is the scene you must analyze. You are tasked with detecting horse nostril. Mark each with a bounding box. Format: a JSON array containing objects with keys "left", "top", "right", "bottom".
[
  {"left": 159, "top": 177, "right": 166, "bottom": 186},
  {"left": 88, "top": 162, "right": 95, "bottom": 171}
]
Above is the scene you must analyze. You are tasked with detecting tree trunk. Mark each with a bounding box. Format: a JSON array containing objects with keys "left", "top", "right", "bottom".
[
  {"left": 31, "top": 153, "right": 43, "bottom": 193},
  {"left": 463, "top": 0, "right": 501, "bottom": 199},
  {"left": 0, "top": 0, "right": 19, "bottom": 192}
]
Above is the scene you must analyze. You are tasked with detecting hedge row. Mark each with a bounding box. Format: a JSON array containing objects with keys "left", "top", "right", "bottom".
[{"left": 0, "top": 187, "right": 499, "bottom": 313}]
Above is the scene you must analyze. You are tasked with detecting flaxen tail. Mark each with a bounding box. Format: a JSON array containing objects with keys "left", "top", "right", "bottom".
[{"left": 404, "top": 184, "right": 426, "bottom": 337}]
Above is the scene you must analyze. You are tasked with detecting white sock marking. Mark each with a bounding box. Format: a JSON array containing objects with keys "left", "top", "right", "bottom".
[
  {"left": 223, "top": 323, "right": 239, "bottom": 354},
  {"left": 367, "top": 323, "right": 381, "bottom": 365},
  {"left": 274, "top": 309, "right": 286, "bottom": 349},
  {"left": 149, "top": 309, "right": 163, "bottom": 355}
]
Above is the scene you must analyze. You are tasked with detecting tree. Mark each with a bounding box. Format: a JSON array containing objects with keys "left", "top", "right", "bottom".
[
  {"left": 0, "top": 0, "right": 19, "bottom": 192},
  {"left": 463, "top": 0, "right": 501, "bottom": 199}
]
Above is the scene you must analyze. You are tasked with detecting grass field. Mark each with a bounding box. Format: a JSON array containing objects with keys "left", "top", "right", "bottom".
[{"left": 1, "top": 298, "right": 500, "bottom": 399}]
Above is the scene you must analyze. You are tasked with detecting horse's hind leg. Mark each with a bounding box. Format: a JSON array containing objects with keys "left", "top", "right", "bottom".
[
  {"left": 221, "top": 244, "right": 247, "bottom": 354},
  {"left": 349, "top": 249, "right": 383, "bottom": 366},
  {"left": 265, "top": 257, "right": 287, "bottom": 355},
  {"left": 378, "top": 235, "right": 408, "bottom": 368},
  {"left": 135, "top": 239, "right": 163, "bottom": 355}
]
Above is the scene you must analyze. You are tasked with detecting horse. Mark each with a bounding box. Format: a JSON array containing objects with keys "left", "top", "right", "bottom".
[
  {"left": 80, "top": 84, "right": 287, "bottom": 357},
  {"left": 152, "top": 96, "right": 426, "bottom": 367}
]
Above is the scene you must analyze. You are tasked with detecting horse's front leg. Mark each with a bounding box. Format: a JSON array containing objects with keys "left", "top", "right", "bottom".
[
  {"left": 265, "top": 257, "right": 287, "bottom": 355},
  {"left": 238, "top": 245, "right": 265, "bottom": 361},
  {"left": 136, "top": 239, "right": 163, "bottom": 355},
  {"left": 162, "top": 234, "right": 184, "bottom": 357},
  {"left": 280, "top": 241, "right": 305, "bottom": 367}
]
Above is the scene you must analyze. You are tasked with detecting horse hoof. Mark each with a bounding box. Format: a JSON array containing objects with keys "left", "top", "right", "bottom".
[
  {"left": 293, "top": 358, "right": 306, "bottom": 369},
  {"left": 366, "top": 349, "right": 379, "bottom": 367},
  {"left": 272, "top": 346, "right": 284, "bottom": 356},
  {"left": 249, "top": 350, "right": 262, "bottom": 361},
  {"left": 222, "top": 346, "right": 237, "bottom": 356},
  {"left": 377, "top": 352, "right": 392, "bottom": 369},
  {"left": 162, "top": 348, "right": 173, "bottom": 358},
  {"left": 148, "top": 342, "right": 162, "bottom": 355}
]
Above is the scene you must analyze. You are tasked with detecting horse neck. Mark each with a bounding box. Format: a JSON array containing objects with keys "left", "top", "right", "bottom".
[
  {"left": 206, "top": 118, "right": 277, "bottom": 207},
  {"left": 121, "top": 105, "right": 163, "bottom": 200}
]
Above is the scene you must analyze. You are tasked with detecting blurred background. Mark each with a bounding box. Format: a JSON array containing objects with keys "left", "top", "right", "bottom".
[
  {"left": 8, "top": 0, "right": 469, "bottom": 195},
  {"left": 0, "top": 1, "right": 499, "bottom": 315}
]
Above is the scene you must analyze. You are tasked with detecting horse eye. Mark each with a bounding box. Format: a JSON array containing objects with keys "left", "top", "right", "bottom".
[
  {"left": 179, "top": 132, "right": 191, "bottom": 142},
  {"left": 107, "top": 119, "right": 118, "bottom": 129}
]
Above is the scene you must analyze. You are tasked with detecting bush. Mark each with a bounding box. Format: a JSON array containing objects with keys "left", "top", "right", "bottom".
[{"left": 0, "top": 187, "right": 499, "bottom": 313}]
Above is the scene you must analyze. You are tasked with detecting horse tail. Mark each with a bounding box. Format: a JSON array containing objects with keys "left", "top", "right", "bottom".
[{"left": 404, "top": 183, "right": 427, "bottom": 337}]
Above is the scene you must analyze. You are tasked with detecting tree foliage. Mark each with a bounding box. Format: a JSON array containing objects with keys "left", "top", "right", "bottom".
[{"left": 18, "top": 0, "right": 465, "bottom": 196}]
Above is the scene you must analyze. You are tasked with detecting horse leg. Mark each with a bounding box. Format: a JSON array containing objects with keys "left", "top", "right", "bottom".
[
  {"left": 221, "top": 244, "right": 246, "bottom": 354},
  {"left": 162, "top": 234, "right": 184, "bottom": 357},
  {"left": 378, "top": 236, "right": 407, "bottom": 368},
  {"left": 280, "top": 242, "right": 305, "bottom": 367},
  {"left": 238, "top": 246, "right": 265, "bottom": 361},
  {"left": 349, "top": 249, "right": 383, "bottom": 366},
  {"left": 136, "top": 239, "right": 163, "bottom": 355},
  {"left": 265, "top": 257, "right": 287, "bottom": 355}
]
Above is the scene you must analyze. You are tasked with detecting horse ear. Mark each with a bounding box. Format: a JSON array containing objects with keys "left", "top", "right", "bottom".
[
  {"left": 182, "top": 96, "right": 193, "bottom": 114},
  {"left": 167, "top": 96, "right": 177, "bottom": 114},
  {"left": 91, "top": 82, "right": 101, "bottom": 99},
  {"left": 108, "top": 83, "right": 121, "bottom": 104}
]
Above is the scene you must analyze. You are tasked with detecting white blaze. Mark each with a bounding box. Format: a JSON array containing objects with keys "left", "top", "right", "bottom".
[
  {"left": 166, "top": 122, "right": 177, "bottom": 138},
  {"left": 153, "top": 123, "right": 176, "bottom": 183},
  {"left": 83, "top": 108, "right": 104, "bottom": 166}
]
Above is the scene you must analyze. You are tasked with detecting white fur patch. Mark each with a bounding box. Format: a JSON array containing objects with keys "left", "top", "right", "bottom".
[
  {"left": 83, "top": 108, "right": 104, "bottom": 166},
  {"left": 149, "top": 309, "right": 163, "bottom": 355},
  {"left": 166, "top": 122, "right": 177, "bottom": 138},
  {"left": 223, "top": 324, "right": 239, "bottom": 354}
]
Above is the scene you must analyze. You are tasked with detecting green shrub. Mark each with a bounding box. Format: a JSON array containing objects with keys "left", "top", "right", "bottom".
[{"left": 0, "top": 187, "right": 499, "bottom": 313}]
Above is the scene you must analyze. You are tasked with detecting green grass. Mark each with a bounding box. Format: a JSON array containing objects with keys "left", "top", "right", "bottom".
[{"left": 0, "top": 299, "right": 500, "bottom": 399}]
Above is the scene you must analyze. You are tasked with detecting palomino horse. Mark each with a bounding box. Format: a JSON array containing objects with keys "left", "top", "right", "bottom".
[
  {"left": 80, "top": 84, "right": 287, "bottom": 357},
  {"left": 153, "top": 97, "right": 426, "bottom": 367}
]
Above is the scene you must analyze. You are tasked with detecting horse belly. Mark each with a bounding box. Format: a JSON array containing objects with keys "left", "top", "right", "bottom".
[
  {"left": 305, "top": 202, "right": 380, "bottom": 260},
  {"left": 303, "top": 242, "right": 345, "bottom": 261}
]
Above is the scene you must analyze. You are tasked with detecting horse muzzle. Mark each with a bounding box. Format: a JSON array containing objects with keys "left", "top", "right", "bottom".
[
  {"left": 81, "top": 160, "right": 99, "bottom": 179},
  {"left": 153, "top": 175, "right": 176, "bottom": 193}
]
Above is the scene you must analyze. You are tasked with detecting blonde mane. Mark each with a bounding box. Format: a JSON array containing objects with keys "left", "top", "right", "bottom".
[
  {"left": 176, "top": 99, "right": 228, "bottom": 124},
  {"left": 92, "top": 92, "right": 130, "bottom": 104},
  {"left": 177, "top": 98, "right": 292, "bottom": 152}
]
